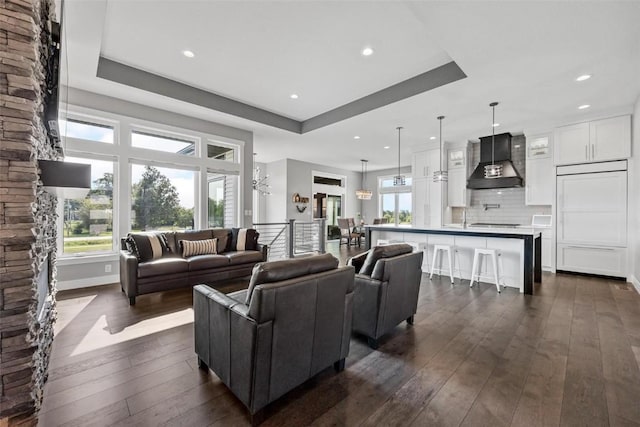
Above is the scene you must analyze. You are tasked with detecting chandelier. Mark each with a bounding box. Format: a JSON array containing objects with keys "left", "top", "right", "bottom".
[
  {"left": 356, "top": 159, "right": 372, "bottom": 200},
  {"left": 393, "top": 126, "right": 406, "bottom": 186},
  {"left": 484, "top": 102, "right": 503, "bottom": 178},
  {"left": 433, "top": 115, "right": 448, "bottom": 182},
  {"left": 252, "top": 153, "right": 270, "bottom": 195}
]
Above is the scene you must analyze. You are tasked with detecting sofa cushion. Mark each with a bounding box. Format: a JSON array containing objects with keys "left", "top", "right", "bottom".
[
  {"left": 244, "top": 253, "right": 339, "bottom": 304},
  {"left": 359, "top": 243, "right": 413, "bottom": 276},
  {"left": 180, "top": 238, "right": 218, "bottom": 257},
  {"left": 137, "top": 257, "right": 189, "bottom": 278},
  {"left": 230, "top": 228, "right": 259, "bottom": 251},
  {"left": 212, "top": 229, "right": 232, "bottom": 253},
  {"left": 187, "top": 254, "right": 230, "bottom": 271},
  {"left": 225, "top": 251, "right": 265, "bottom": 266},
  {"left": 126, "top": 232, "right": 171, "bottom": 262},
  {"left": 175, "top": 230, "right": 214, "bottom": 245}
]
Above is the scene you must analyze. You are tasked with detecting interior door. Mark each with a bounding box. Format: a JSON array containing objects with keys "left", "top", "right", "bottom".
[{"left": 557, "top": 171, "right": 627, "bottom": 246}]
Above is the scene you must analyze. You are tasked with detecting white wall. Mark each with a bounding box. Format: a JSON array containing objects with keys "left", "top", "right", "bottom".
[
  {"left": 264, "top": 159, "right": 288, "bottom": 223},
  {"left": 632, "top": 97, "right": 640, "bottom": 290}
]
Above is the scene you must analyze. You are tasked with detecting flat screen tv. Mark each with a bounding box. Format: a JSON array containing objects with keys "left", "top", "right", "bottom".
[{"left": 44, "top": 21, "right": 61, "bottom": 142}]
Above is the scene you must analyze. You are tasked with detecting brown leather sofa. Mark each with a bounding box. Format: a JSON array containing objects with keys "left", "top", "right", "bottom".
[
  {"left": 120, "top": 229, "right": 267, "bottom": 305},
  {"left": 193, "top": 253, "right": 354, "bottom": 423},
  {"left": 348, "top": 243, "right": 423, "bottom": 349}
]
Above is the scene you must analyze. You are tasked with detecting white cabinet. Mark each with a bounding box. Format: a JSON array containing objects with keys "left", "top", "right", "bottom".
[
  {"left": 447, "top": 146, "right": 470, "bottom": 207},
  {"left": 589, "top": 116, "right": 631, "bottom": 162},
  {"left": 557, "top": 244, "right": 626, "bottom": 277},
  {"left": 554, "top": 115, "right": 630, "bottom": 166},
  {"left": 540, "top": 228, "right": 553, "bottom": 271},
  {"left": 412, "top": 148, "right": 444, "bottom": 227},
  {"left": 525, "top": 134, "right": 553, "bottom": 205}
]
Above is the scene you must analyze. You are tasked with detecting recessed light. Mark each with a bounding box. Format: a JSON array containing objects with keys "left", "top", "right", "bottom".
[
  {"left": 384, "top": 146, "right": 390, "bottom": 149},
  {"left": 492, "top": 123, "right": 500, "bottom": 127},
  {"left": 578, "top": 104, "right": 590, "bottom": 110},
  {"left": 182, "top": 50, "right": 195, "bottom": 58},
  {"left": 361, "top": 47, "right": 374, "bottom": 56},
  {"left": 429, "top": 136, "right": 436, "bottom": 140},
  {"left": 576, "top": 74, "right": 591, "bottom": 82},
  {"left": 290, "top": 94, "right": 299, "bottom": 99},
  {"left": 353, "top": 136, "right": 360, "bottom": 140},
  {"left": 514, "top": 144, "right": 521, "bottom": 148}
]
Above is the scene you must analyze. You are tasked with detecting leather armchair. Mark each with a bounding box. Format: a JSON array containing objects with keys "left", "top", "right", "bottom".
[
  {"left": 193, "top": 253, "right": 354, "bottom": 422},
  {"left": 348, "top": 244, "right": 423, "bottom": 349}
]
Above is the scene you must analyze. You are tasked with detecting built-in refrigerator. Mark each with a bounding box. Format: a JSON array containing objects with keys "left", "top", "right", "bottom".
[{"left": 556, "top": 160, "right": 627, "bottom": 278}]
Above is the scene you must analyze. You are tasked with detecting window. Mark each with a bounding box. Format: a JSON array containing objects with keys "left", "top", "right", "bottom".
[
  {"left": 130, "top": 164, "right": 195, "bottom": 231},
  {"left": 61, "top": 157, "right": 114, "bottom": 255},
  {"left": 207, "top": 142, "right": 235, "bottom": 162},
  {"left": 207, "top": 173, "right": 238, "bottom": 228},
  {"left": 131, "top": 130, "right": 196, "bottom": 156},
  {"left": 379, "top": 175, "right": 412, "bottom": 226},
  {"left": 59, "top": 119, "right": 114, "bottom": 143}
]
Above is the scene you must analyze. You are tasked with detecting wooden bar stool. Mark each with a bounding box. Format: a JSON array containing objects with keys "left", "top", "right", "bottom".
[
  {"left": 429, "top": 244, "right": 459, "bottom": 284},
  {"left": 469, "top": 248, "right": 505, "bottom": 293}
]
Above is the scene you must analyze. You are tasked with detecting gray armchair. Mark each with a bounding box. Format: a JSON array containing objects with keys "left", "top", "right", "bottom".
[
  {"left": 348, "top": 243, "right": 423, "bottom": 349},
  {"left": 193, "top": 253, "right": 354, "bottom": 423}
]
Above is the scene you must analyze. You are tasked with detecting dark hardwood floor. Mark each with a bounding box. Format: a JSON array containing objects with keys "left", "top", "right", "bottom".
[{"left": 38, "top": 244, "right": 640, "bottom": 426}]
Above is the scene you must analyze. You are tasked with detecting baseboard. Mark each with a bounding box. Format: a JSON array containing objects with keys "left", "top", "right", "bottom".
[
  {"left": 57, "top": 274, "right": 119, "bottom": 291},
  {"left": 631, "top": 275, "right": 640, "bottom": 294}
]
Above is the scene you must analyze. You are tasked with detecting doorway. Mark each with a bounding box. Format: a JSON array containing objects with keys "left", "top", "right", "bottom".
[{"left": 314, "top": 193, "right": 342, "bottom": 240}]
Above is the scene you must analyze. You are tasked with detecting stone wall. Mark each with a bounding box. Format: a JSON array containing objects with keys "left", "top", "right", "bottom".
[{"left": 0, "top": 0, "right": 60, "bottom": 424}]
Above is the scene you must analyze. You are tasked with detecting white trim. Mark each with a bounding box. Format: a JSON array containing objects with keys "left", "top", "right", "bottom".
[
  {"left": 57, "top": 274, "right": 119, "bottom": 291},
  {"left": 631, "top": 275, "right": 640, "bottom": 294}
]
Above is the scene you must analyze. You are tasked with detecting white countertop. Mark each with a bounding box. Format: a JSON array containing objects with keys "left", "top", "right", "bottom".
[{"left": 365, "top": 224, "right": 542, "bottom": 237}]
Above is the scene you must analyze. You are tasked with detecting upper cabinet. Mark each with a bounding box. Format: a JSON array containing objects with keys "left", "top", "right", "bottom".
[
  {"left": 525, "top": 134, "right": 554, "bottom": 205},
  {"left": 554, "top": 115, "right": 630, "bottom": 166},
  {"left": 447, "top": 146, "right": 470, "bottom": 207}
]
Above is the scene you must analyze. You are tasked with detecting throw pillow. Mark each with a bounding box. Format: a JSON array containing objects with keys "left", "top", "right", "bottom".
[
  {"left": 180, "top": 238, "right": 218, "bottom": 257},
  {"left": 126, "top": 232, "right": 170, "bottom": 262},
  {"left": 230, "top": 228, "right": 259, "bottom": 251}
]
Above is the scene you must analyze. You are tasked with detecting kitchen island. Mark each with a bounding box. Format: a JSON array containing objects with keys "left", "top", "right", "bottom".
[{"left": 364, "top": 225, "right": 542, "bottom": 295}]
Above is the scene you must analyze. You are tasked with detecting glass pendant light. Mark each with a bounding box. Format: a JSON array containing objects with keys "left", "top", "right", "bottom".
[
  {"left": 433, "top": 115, "right": 448, "bottom": 182},
  {"left": 356, "top": 159, "right": 372, "bottom": 200},
  {"left": 393, "top": 127, "right": 406, "bottom": 186},
  {"left": 484, "top": 102, "right": 503, "bottom": 178}
]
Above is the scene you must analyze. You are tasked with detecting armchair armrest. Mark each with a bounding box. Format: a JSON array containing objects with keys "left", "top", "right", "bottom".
[
  {"left": 352, "top": 274, "right": 387, "bottom": 339},
  {"left": 348, "top": 251, "right": 369, "bottom": 274}
]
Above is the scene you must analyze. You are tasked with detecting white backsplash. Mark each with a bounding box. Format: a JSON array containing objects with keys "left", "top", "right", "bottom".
[{"left": 450, "top": 135, "right": 551, "bottom": 226}]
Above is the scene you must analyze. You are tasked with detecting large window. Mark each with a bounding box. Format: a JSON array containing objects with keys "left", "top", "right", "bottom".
[
  {"left": 58, "top": 110, "right": 243, "bottom": 259},
  {"left": 379, "top": 176, "right": 412, "bottom": 226},
  {"left": 130, "top": 164, "right": 195, "bottom": 231},
  {"left": 207, "top": 173, "right": 238, "bottom": 228},
  {"left": 62, "top": 157, "right": 114, "bottom": 255}
]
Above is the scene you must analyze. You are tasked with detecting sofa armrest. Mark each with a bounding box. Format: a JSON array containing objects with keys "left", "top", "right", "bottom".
[
  {"left": 119, "top": 250, "right": 138, "bottom": 299},
  {"left": 257, "top": 243, "right": 268, "bottom": 261}
]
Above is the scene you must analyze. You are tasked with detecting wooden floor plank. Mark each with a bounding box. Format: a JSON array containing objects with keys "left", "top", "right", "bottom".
[{"left": 36, "top": 246, "right": 640, "bottom": 427}]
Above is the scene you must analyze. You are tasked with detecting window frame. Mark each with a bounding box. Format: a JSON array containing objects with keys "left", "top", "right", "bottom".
[{"left": 377, "top": 174, "right": 413, "bottom": 226}]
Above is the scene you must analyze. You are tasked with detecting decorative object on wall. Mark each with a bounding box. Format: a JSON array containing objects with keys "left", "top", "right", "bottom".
[
  {"left": 484, "top": 102, "right": 503, "bottom": 178},
  {"left": 356, "top": 159, "right": 373, "bottom": 200},
  {"left": 433, "top": 115, "right": 448, "bottom": 182},
  {"left": 393, "top": 126, "right": 406, "bottom": 186},
  {"left": 252, "top": 152, "right": 271, "bottom": 195},
  {"left": 292, "top": 193, "right": 309, "bottom": 212}
]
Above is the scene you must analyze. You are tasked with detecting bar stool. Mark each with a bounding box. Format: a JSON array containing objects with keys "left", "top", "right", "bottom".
[
  {"left": 406, "top": 242, "right": 430, "bottom": 273},
  {"left": 469, "top": 248, "right": 505, "bottom": 293},
  {"left": 430, "top": 244, "right": 459, "bottom": 284}
]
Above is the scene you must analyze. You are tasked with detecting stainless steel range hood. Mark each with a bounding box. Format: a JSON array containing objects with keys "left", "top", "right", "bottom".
[{"left": 466, "top": 132, "right": 523, "bottom": 189}]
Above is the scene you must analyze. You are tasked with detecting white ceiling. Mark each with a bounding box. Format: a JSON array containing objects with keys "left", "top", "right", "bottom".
[{"left": 62, "top": 1, "right": 640, "bottom": 172}]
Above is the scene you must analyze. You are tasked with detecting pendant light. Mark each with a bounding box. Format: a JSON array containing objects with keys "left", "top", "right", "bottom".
[
  {"left": 356, "top": 159, "right": 372, "bottom": 200},
  {"left": 393, "top": 126, "right": 406, "bottom": 186},
  {"left": 252, "top": 153, "right": 271, "bottom": 195},
  {"left": 484, "top": 102, "right": 503, "bottom": 178},
  {"left": 433, "top": 115, "right": 448, "bottom": 182}
]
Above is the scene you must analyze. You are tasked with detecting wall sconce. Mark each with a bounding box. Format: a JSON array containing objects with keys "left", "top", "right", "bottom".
[{"left": 292, "top": 193, "right": 309, "bottom": 213}]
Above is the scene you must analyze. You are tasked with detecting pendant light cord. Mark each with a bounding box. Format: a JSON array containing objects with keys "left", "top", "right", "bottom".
[
  {"left": 397, "top": 127, "right": 402, "bottom": 178},
  {"left": 490, "top": 102, "right": 498, "bottom": 166}
]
